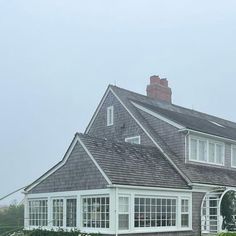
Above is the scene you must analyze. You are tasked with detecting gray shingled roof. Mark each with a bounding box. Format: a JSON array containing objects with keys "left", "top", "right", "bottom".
[
  {"left": 111, "top": 85, "right": 236, "bottom": 141},
  {"left": 110, "top": 85, "right": 236, "bottom": 187},
  {"left": 78, "top": 133, "right": 190, "bottom": 189}
]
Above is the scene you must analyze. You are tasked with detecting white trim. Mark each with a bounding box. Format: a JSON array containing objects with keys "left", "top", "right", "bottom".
[
  {"left": 107, "top": 184, "right": 192, "bottom": 192},
  {"left": 85, "top": 87, "right": 111, "bottom": 133},
  {"left": 180, "top": 128, "right": 236, "bottom": 144},
  {"left": 131, "top": 102, "right": 185, "bottom": 129},
  {"left": 77, "top": 136, "right": 112, "bottom": 185},
  {"left": 25, "top": 134, "right": 112, "bottom": 192},
  {"left": 107, "top": 105, "right": 114, "bottom": 126},
  {"left": 125, "top": 136, "right": 141, "bottom": 144},
  {"left": 231, "top": 145, "right": 236, "bottom": 168},
  {"left": 109, "top": 87, "right": 191, "bottom": 185}
]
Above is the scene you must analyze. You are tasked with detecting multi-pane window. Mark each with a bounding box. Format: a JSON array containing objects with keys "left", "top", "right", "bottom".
[
  {"left": 66, "top": 199, "right": 77, "bottom": 227},
  {"left": 181, "top": 199, "right": 189, "bottom": 227},
  {"left": 82, "top": 196, "right": 109, "bottom": 228},
  {"left": 29, "top": 199, "right": 48, "bottom": 226},
  {"left": 119, "top": 196, "right": 129, "bottom": 230},
  {"left": 125, "top": 136, "right": 141, "bottom": 145},
  {"left": 107, "top": 106, "right": 114, "bottom": 126},
  {"left": 134, "top": 197, "right": 177, "bottom": 228},
  {"left": 52, "top": 199, "right": 64, "bottom": 227},
  {"left": 232, "top": 146, "right": 236, "bottom": 167},
  {"left": 190, "top": 137, "right": 224, "bottom": 165}
]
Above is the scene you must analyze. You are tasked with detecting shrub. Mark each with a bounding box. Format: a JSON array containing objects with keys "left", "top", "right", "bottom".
[{"left": 23, "top": 229, "right": 101, "bottom": 236}]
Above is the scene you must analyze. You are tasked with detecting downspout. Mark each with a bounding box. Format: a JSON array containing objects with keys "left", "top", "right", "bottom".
[{"left": 115, "top": 187, "right": 118, "bottom": 236}]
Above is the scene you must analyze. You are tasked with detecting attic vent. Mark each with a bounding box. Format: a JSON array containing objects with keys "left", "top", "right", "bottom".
[{"left": 209, "top": 120, "right": 225, "bottom": 128}]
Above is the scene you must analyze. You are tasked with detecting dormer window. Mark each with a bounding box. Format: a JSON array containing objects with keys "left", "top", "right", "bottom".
[
  {"left": 107, "top": 106, "right": 114, "bottom": 126},
  {"left": 189, "top": 136, "right": 224, "bottom": 165},
  {"left": 125, "top": 136, "right": 141, "bottom": 144}
]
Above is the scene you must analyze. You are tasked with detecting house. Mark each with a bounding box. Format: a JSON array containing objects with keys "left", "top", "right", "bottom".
[{"left": 24, "top": 76, "right": 236, "bottom": 236}]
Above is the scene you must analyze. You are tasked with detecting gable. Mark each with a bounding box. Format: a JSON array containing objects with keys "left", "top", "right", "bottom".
[
  {"left": 28, "top": 141, "right": 109, "bottom": 194},
  {"left": 86, "top": 89, "right": 154, "bottom": 146}
]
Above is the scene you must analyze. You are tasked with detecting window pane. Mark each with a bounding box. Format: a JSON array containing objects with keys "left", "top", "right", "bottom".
[
  {"left": 181, "top": 214, "right": 189, "bottom": 227},
  {"left": 199, "top": 140, "right": 207, "bottom": 161},
  {"left": 216, "top": 144, "right": 223, "bottom": 164},
  {"left": 66, "top": 199, "right": 77, "bottom": 227},
  {"left": 134, "top": 197, "right": 177, "bottom": 228},
  {"left": 233, "top": 147, "right": 236, "bottom": 166},
  {"left": 82, "top": 196, "right": 109, "bottom": 228},
  {"left": 53, "top": 199, "right": 63, "bottom": 227},
  {"left": 190, "top": 139, "right": 197, "bottom": 160},
  {"left": 209, "top": 143, "right": 215, "bottom": 163},
  {"left": 119, "top": 214, "right": 129, "bottom": 230},
  {"left": 29, "top": 200, "right": 48, "bottom": 227}
]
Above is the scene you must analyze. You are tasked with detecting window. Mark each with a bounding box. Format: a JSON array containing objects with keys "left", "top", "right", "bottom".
[
  {"left": 134, "top": 197, "right": 177, "bottom": 228},
  {"left": 29, "top": 199, "right": 48, "bottom": 226},
  {"left": 232, "top": 145, "right": 236, "bottom": 167},
  {"left": 181, "top": 199, "right": 189, "bottom": 228},
  {"left": 189, "top": 137, "right": 224, "bottom": 165},
  {"left": 125, "top": 136, "right": 141, "bottom": 145},
  {"left": 66, "top": 199, "right": 77, "bottom": 227},
  {"left": 119, "top": 196, "right": 129, "bottom": 230},
  {"left": 107, "top": 106, "right": 114, "bottom": 126},
  {"left": 82, "top": 196, "right": 109, "bottom": 228},
  {"left": 52, "top": 199, "right": 64, "bottom": 227}
]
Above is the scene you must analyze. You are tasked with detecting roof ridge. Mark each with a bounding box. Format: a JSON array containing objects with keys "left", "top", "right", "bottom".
[{"left": 110, "top": 84, "right": 236, "bottom": 127}]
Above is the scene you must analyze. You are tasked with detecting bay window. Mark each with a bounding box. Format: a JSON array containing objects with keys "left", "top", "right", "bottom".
[
  {"left": 29, "top": 199, "right": 48, "bottom": 226},
  {"left": 190, "top": 136, "right": 224, "bottom": 165},
  {"left": 82, "top": 196, "right": 109, "bottom": 228}
]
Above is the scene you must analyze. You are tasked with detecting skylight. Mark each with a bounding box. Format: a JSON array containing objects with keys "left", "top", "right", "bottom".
[{"left": 209, "top": 120, "right": 225, "bottom": 128}]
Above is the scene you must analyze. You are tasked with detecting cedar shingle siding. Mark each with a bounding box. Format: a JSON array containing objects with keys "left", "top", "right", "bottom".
[
  {"left": 88, "top": 91, "right": 154, "bottom": 146},
  {"left": 29, "top": 142, "right": 108, "bottom": 194}
]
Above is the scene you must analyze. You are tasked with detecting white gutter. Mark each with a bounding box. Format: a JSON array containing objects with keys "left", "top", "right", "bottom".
[{"left": 179, "top": 128, "right": 236, "bottom": 144}]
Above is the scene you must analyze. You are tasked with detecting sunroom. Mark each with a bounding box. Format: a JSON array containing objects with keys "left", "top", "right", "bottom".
[{"left": 24, "top": 187, "right": 192, "bottom": 234}]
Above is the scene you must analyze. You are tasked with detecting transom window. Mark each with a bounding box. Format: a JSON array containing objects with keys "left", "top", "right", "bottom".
[
  {"left": 29, "top": 199, "right": 48, "bottom": 226},
  {"left": 189, "top": 136, "right": 224, "bottom": 165},
  {"left": 119, "top": 196, "right": 130, "bottom": 230},
  {"left": 52, "top": 199, "right": 64, "bottom": 227},
  {"left": 134, "top": 197, "right": 177, "bottom": 228},
  {"left": 125, "top": 136, "right": 141, "bottom": 145},
  {"left": 231, "top": 145, "right": 236, "bottom": 168},
  {"left": 82, "top": 196, "right": 109, "bottom": 228},
  {"left": 107, "top": 106, "right": 114, "bottom": 126}
]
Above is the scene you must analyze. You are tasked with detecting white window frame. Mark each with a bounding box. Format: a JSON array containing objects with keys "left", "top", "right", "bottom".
[
  {"left": 118, "top": 195, "right": 130, "bottom": 231},
  {"left": 180, "top": 198, "right": 190, "bottom": 228},
  {"left": 81, "top": 195, "right": 110, "bottom": 229},
  {"left": 231, "top": 145, "right": 236, "bottom": 168},
  {"left": 107, "top": 106, "right": 114, "bottom": 126},
  {"left": 189, "top": 135, "right": 225, "bottom": 166},
  {"left": 125, "top": 136, "right": 141, "bottom": 144},
  {"left": 52, "top": 198, "right": 64, "bottom": 227},
  {"left": 28, "top": 198, "right": 48, "bottom": 227},
  {"left": 66, "top": 198, "right": 77, "bottom": 228}
]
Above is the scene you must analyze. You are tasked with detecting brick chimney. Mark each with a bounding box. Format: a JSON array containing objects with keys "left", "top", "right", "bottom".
[{"left": 146, "top": 75, "right": 172, "bottom": 103}]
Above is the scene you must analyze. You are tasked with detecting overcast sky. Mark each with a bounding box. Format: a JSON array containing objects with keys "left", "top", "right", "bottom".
[{"left": 1, "top": 0, "right": 236, "bottom": 205}]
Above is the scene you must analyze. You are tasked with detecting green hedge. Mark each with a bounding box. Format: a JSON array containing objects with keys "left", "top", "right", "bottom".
[
  {"left": 218, "top": 233, "right": 236, "bottom": 236},
  {"left": 23, "top": 229, "right": 100, "bottom": 236}
]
